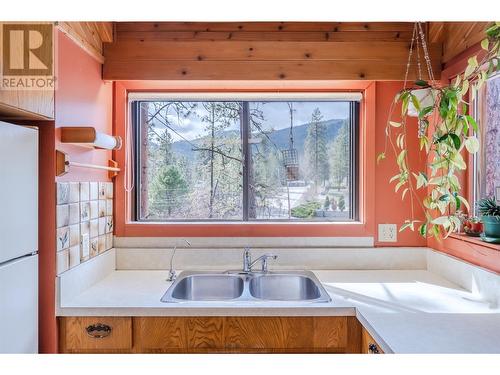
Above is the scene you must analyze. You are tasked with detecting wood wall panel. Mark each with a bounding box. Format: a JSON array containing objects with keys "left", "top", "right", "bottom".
[
  {"left": 429, "top": 22, "right": 490, "bottom": 63},
  {"left": 104, "top": 22, "right": 442, "bottom": 81}
]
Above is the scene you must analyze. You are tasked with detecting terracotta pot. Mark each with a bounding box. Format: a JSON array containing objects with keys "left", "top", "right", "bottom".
[{"left": 470, "top": 221, "right": 483, "bottom": 233}]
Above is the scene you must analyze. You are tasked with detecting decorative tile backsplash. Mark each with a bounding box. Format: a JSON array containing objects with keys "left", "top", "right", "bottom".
[{"left": 56, "top": 181, "right": 114, "bottom": 275}]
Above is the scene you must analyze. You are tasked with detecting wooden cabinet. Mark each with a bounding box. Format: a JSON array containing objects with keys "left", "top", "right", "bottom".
[
  {"left": 361, "top": 327, "right": 385, "bottom": 354},
  {"left": 59, "top": 316, "right": 363, "bottom": 354},
  {"left": 0, "top": 88, "right": 54, "bottom": 120},
  {"left": 0, "top": 22, "right": 54, "bottom": 120}
]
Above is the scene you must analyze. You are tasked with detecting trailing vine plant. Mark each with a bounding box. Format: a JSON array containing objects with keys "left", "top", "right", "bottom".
[{"left": 378, "top": 22, "right": 500, "bottom": 239}]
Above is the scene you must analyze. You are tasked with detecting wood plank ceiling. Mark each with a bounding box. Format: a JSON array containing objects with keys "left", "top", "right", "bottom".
[
  {"left": 57, "top": 22, "right": 114, "bottom": 63},
  {"left": 103, "top": 22, "right": 443, "bottom": 81},
  {"left": 428, "top": 22, "right": 490, "bottom": 63}
]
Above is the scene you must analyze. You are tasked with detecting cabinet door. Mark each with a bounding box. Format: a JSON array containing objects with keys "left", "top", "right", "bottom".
[
  {"left": 59, "top": 317, "right": 132, "bottom": 353},
  {"left": 0, "top": 23, "right": 54, "bottom": 120},
  {"left": 133, "top": 317, "right": 186, "bottom": 351},
  {"left": 361, "top": 327, "right": 385, "bottom": 354},
  {"left": 226, "top": 317, "right": 314, "bottom": 350},
  {"left": 0, "top": 89, "right": 54, "bottom": 120}
]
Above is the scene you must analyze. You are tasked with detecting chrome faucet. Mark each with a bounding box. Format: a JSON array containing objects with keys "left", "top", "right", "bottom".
[
  {"left": 167, "top": 239, "right": 191, "bottom": 282},
  {"left": 242, "top": 247, "right": 278, "bottom": 273}
]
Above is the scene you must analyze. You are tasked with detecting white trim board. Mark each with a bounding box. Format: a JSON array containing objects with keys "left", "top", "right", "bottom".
[{"left": 113, "top": 236, "right": 374, "bottom": 249}]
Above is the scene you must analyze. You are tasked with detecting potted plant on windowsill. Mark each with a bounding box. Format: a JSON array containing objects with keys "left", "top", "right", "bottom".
[
  {"left": 476, "top": 197, "right": 500, "bottom": 243},
  {"left": 463, "top": 216, "right": 483, "bottom": 237}
]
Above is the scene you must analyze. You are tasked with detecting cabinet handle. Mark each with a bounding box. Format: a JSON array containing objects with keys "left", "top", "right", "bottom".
[
  {"left": 86, "top": 323, "right": 112, "bottom": 339},
  {"left": 368, "top": 343, "right": 380, "bottom": 354}
]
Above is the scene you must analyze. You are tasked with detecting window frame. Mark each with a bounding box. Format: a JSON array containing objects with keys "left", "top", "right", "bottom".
[
  {"left": 131, "top": 97, "right": 360, "bottom": 223},
  {"left": 470, "top": 72, "right": 500, "bottom": 215}
]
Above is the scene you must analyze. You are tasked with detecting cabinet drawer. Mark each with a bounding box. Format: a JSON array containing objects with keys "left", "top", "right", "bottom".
[{"left": 59, "top": 317, "right": 132, "bottom": 352}]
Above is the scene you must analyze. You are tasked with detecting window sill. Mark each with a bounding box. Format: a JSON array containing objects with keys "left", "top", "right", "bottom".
[
  {"left": 128, "top": 220, "right": 363, "bottom": 225},
  {"left": 448, "top": 233, "right": 500, "bottom": 251}
]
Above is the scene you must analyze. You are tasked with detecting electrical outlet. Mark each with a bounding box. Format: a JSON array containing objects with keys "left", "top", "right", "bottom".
[{"left": 378, "top": 224, "right": 397, "bottom": 242}]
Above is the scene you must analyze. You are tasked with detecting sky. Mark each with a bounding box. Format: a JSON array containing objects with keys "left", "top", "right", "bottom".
[{"left": 148, "top": 101, "right": 350, "bottom": 142}]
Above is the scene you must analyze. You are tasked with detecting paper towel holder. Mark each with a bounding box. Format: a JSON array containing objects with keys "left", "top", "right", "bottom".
[
  {"left": 60, "top": 127, "right": 122, "bottom": 150},
  {"left": 56, "top": 150, "right": 120, "bottom": 179}
]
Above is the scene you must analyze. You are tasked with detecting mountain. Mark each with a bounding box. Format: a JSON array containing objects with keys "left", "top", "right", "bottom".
[{"left": 170, "top": 118, "right": 347, "bottom": 159}]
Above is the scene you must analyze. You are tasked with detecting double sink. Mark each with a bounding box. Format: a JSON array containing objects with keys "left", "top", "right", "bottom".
[{"left": 161, "top": 270, "right": 331, "bottom": 303}]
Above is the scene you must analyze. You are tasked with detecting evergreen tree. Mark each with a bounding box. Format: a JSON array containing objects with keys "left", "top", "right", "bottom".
[
  {"left": 324, "top": 195, "right": 330, "bottom": 210},
  {"left": 149, "top": 164, "right": 188, "bottom": 216},
  {"left": 305, "top": 108, "right": 329, "bottom": 189},
  {"left": 329, "top": 120, "right": 350, "bottom": 190},
  {"left": 251, "top": 132, "right": 282, "bottom": 218},
  {"left": 338, "top": 195, "right": 346, "bottom": 212}
]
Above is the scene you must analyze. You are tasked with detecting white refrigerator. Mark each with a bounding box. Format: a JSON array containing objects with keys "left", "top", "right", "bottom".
[{"left": 0, "top": 121, "right": 38, "bottom": 353}]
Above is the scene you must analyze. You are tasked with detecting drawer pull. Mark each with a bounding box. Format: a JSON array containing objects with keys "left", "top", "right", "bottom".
[
  {"left": 86, "top": 323, "right": 112, "bottom": 339},
  {"left": 368, "top": 343, "right": 380, "bottom": 354}
]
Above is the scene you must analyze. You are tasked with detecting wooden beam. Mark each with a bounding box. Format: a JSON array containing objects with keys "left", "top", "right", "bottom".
[
  {"left": 104, "top": 22, "right": 444, "bottom": 81},
  {"left": 103, "top": 59, "right": 441, "bottom": 81},
  {"left": 116, "top": 22, "right": 414, "bottom": 33},
  {"left": 115, "top": 30, "right": 413, "bottom": 42},
  {"left": 105, "top": 41, "right": 443, "bottom": 61}
]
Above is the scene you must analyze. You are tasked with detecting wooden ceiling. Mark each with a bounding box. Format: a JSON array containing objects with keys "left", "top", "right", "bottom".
[
  {"left": 63, "top": 22, "right": 491, "bottom": 81},
  {"left": 57, "top": 22, "right": 114, "bottom": 63},
  {"left": 428, "top": 22, "right": 490, "bottom": 63}
]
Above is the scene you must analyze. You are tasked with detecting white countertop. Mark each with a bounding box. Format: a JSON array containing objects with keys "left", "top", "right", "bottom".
[{"left": 57, "top": 268, "right": 500, "bottom": 353}]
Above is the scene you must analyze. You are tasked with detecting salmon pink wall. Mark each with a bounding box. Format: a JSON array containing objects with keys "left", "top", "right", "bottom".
[
  {"left": 38, "top": 30, "right": 113, "bottom": 354},
  {"left": 55, "top": 30, "right": 113, "bottom": 182},
  {"left": 374, "top": 82, "right": 427, "bottom": 247}
]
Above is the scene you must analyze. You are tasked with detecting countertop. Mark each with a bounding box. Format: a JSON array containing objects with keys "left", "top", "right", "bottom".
[{"left": 57, "top": 269, "right": 500, "bottom": 353}]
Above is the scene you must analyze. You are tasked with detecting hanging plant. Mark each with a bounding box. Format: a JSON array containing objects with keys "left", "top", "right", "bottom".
[{"left": 378, "top": 22, "right": 500, "bottom": 239}]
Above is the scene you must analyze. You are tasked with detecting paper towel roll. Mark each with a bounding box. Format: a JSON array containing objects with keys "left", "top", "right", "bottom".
[{"left": 94, "top": 132, "right": 122, "bottom": 150}]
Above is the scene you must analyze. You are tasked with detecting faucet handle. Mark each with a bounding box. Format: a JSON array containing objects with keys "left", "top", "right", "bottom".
[{"left": 261, "top": 254, "right": 278, "bottom": 272}]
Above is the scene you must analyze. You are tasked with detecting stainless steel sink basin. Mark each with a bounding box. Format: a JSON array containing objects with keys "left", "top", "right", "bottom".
[
  {"left": 249, "top": 274, "right": 322, "bottom": 301},
  {"left": 163, "top": 274, "right": 244, "bottom": 301},
  {"left": 161, "top": 270, "right": 331, "bottom": 303}
]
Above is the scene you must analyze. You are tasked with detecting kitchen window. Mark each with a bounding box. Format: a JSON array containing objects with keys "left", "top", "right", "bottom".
[{"left": 130, "top": 93, "right": 360, "bottom": 222}]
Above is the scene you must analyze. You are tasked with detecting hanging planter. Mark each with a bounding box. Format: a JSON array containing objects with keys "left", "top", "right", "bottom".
[
  {"left": 407, "top": 86, "right": 437, "bottom": 117},
  {"left": 378, "top": 22, "right": 500, "bottom": 239}
]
